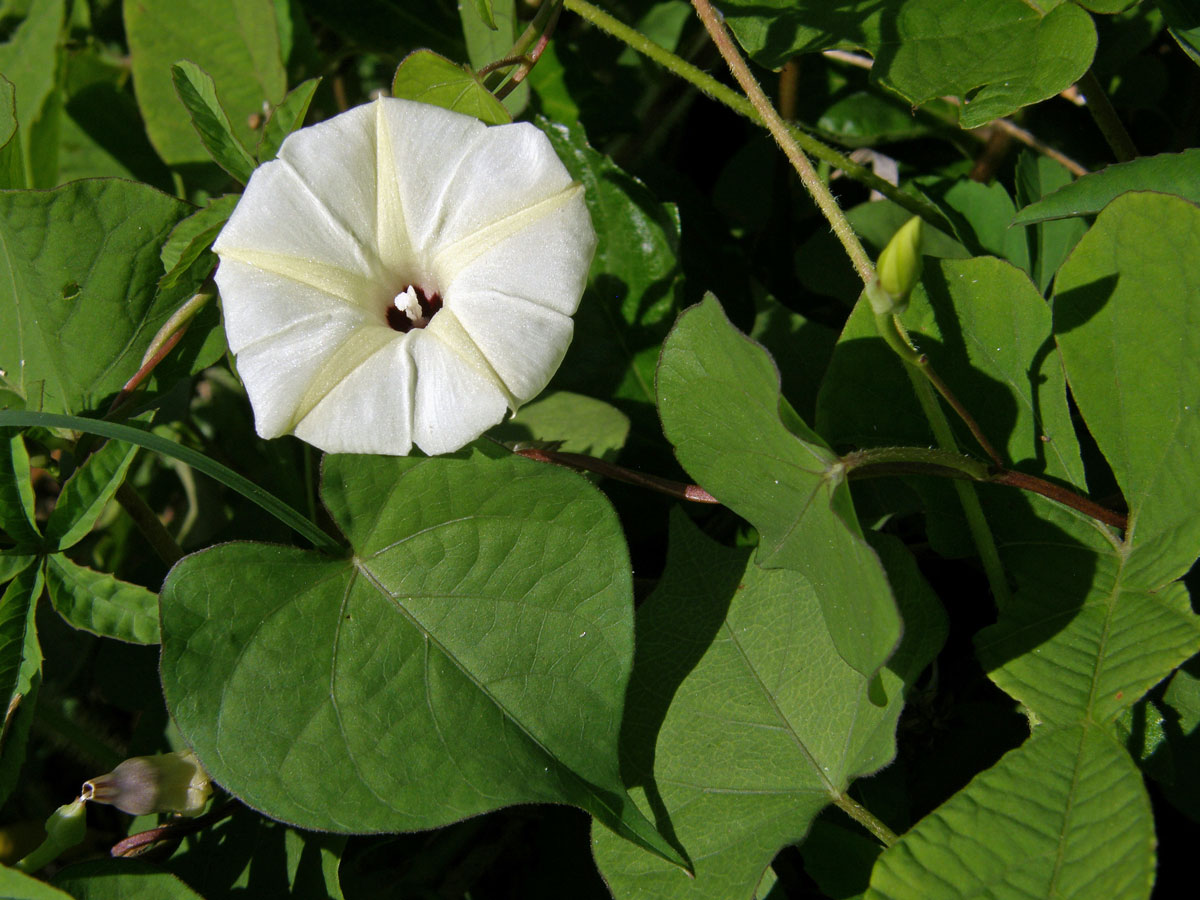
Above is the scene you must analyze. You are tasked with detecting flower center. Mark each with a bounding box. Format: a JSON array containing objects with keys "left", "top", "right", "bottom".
[{"left": 386, "top": 285, "right": 443, "bottom": 333}]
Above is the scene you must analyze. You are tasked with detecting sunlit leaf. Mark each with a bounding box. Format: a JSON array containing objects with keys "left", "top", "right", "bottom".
[
  {"left": 0, "top": 180, "right": 192, "bottom": 414},
  {"left": 1014, "top": 151, "right": 1089, "bottom": 294},
  {"left": 1012, "top": 150, "right": 1200, "bottom": 225},
  {"left": 0, "top": 430, "right": 40, "bottom": 547},
  {"left": 43, "top": 439, "right": 138, "bottom": 551},
  {"left": 864, "top": 724, "right": 1154, "bottom": 900},
  {"left": 161, "top": 450, "right": 682, "bottom": 866},
  {"left": 1054, "top": 192, "right": 1200, "bottom": 582},
  {"left": 391, "top": 49, "right": 511, "bottom": 126},
  {"left": 0, "top": 76, "right": 25, "bottom": 189},
  {"left": 256, "top": 76, "right": 320, "bottom": 162},
  {"left": 977, "top": 193, "right": 1200, "bottom": 727},
  {"left": 159, "top": 194, "right": 239, "bottom": 291},
  {"left": 656, "top": 295, "right": 901, "bottom": 679},
  {"left": 459, "top": 0, "right": 528, "bottom": 117},
  {"left": 44, "top": 555, "right": 159, "bottom": 645},
  {"left": 124, "top": 0, "right": 286, "bottom": 167},
  {"left": 170, "top": 61, "right": 258, "bottom": 183},
  {"left": 0, "top": 0, "right": 63, "bottom": 187},
  {"left": 54, "top": 860, "right": 204, "bottom": 899},
  {"left": 492, "top": 390, "right": 630, "bottom": 460}
]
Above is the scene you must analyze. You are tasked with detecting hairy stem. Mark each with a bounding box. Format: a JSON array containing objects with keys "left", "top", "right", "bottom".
[
  {"left": 689, "top": 0, "right": 872, "bottom": 282},
  {"left": 834, "top": 792, "right": 898, "bottom": 847},
  {"left": 563, "top": 0, "right": 952, "bottom": 234}
]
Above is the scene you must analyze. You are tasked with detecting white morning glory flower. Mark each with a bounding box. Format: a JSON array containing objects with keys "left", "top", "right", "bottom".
[{"left": 212, "top": 97, "right": 596, "bottom": 455}]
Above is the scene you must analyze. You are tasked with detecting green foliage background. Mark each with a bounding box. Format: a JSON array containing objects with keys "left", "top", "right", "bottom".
[{"left": 1, "top": 1, "right": 1198, "bottom": 898}]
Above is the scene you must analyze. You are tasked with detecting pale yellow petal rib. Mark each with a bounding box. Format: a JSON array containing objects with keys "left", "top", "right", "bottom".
[
  {"left": 217, "top": 247, "right": 383, "bottom": 313},
  {"left": 287, "top": 327, "right": 406, "bottom": 432},
  {"left": 431, "top": 182, "right": 585, "bottom": 286},
  {"left": 374, "top": 98, "right": 413, "bottom": 275},
  {"left": 425, "top": 309, "right": 518, "bottom": 409}
]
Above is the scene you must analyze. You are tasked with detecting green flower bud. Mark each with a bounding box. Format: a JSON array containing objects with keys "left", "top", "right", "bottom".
[
  {"left": 14, "top": 798, "right": 86, "bottom": 872},
  {"left": 872, "top": 216, "right": 924, "bottom": 312},
  {"left": 44, "top": 798, "right": 87, "bottom": 847},
  {"left": 82, "top": 750, "right": 211, "bottom": 817}
]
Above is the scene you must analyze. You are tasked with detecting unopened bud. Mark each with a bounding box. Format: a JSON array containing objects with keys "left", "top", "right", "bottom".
[
  {"left": 82, "top": 750, "right": 211, "bottom": 817},
  {"left": 872, "top": 216, "right": 924, "bottom": 313},
  {"left": 15, "top": 798, "right": 86, "bottom": 872}
]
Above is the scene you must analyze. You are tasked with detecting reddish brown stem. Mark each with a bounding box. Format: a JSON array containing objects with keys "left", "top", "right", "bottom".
[
  {"left": 519, "top": 444, "right": 1125, "bottom": 532},
  {"left": 990, "top": 469, "right": 1127, "bottom": 530},
  {"left": 919, "top": 357, "right": 1005, "bottom": 469},
  {"left": 515, "top": 447, "right": 718, "bottom": 504},
  {"left": 106, "top": 325, "right": 188, "bottom": 416},
  {"left": 495, "top": 2, "right": 562, "bottom": 101},
  {"left": 110, "top": 800, "right": 236, "bottom": 858},
  {"left": 847, "top": 459, "right": 1127, "bottom": 531}
]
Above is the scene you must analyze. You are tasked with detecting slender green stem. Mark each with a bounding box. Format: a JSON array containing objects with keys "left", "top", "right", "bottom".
[
  {"left": 834, "top": 792, "right": 898, "bottom": 847},
  {"left": 1077, "top": 69, "right": 1137, "bottom": 162},
  {"left": 563, "top": 0, "right": 953, "bottom": 235},
  {"left": 906, "top": 368, "right": 1011, "bottom": 606},
  {"left": 116, "top": 482, "right": 184, "bottom": 566},
  {"left": 842, "top": 446, "right": 992, "bottom": 481},
  {"left": 875, "top": 310, "right": 1003, "bottom": 468},
  {"left": 916, "top": 357, "right": 1003, "bottom": 468},
  {"left": 690, "top": 0, "right": 873, "bottom": 282},
  {"left": 495, "top": 2, "right": 562, "bottom": 102},
  {"left": 483, "top": 0, "right": 562, "bottom": 89}
]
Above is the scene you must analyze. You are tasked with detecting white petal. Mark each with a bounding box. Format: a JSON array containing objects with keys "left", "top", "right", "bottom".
[
  {"left": 438, "top": 186, "right": 595, "bottom": 316},
  {"left": 272, "top": 102, "right": 381, "bottom": 260},
  {"left": 444, "top": 292, "right": 573, "bottom": 403},
  {"left": 294, "top": 337, "right": 416, "bottom": 455},
  {"left": 214, "top": 154, "right": 381, "bottom": 297},
  {"left": 423, "top": 122, "right": 576, "bottom": 256},
  {"left": 215, "top": 260, "right": 378, "bottom": 355},
  {"left": 233, "top": 316, "right": 365, "bottom": 439},
  {"left": 410, "top": 331, "right": 508, "bottom": 456},
  {"left": 375, "top": 98, "right": 488, "bottom": 269}
]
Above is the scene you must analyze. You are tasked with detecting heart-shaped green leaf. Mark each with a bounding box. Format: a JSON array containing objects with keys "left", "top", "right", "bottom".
[
  {"left": 161, "top": 450, "right": 681, "bottom": 865},
  {"left": 391, "top": 50, "right": 511, "bottom": 126}
]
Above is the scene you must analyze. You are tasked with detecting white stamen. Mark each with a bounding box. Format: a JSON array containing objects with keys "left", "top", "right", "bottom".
[{"left": 394, "top": 285, "right": 427, "bottom": 327}]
